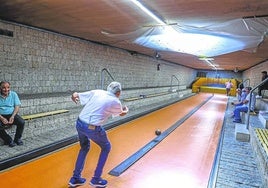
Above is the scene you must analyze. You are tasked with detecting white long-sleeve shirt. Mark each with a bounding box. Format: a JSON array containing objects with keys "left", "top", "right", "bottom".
[{"left": 243, "top": 92, "right": 256, "bottom": 111}]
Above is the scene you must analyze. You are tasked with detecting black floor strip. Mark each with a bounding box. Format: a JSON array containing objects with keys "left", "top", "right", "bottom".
[{"left": 109, "top": 94, "right": 213, "bottom": 176}]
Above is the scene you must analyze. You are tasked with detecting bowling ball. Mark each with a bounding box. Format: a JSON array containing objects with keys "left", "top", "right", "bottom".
[{"left": 155, "top": 129, "right": 161, "bottom": 135}]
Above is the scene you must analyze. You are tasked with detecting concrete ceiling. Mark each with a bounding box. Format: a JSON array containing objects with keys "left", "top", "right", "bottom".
[{"left": 0, "top": 0, "right": 267, "bottom": 71}]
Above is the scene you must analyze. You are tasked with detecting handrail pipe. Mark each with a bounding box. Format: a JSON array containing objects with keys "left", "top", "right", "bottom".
[
  {"left": 101, "top": 68, "right": 115, "bottom": 89},
  {"left": 238, "top": 78, "right": 250, "bottom": 89},
  {"left": 170, "top": 75, "right": 180, "bottom": 92},
  {"left": 246, "top": 77, "right": 268, "bottom": 129}
]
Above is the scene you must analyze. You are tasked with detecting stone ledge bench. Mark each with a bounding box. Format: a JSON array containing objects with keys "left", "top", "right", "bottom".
[
  {"left": 21, "top": 109, "right": 69, "bottom": 120},
  {"left": 240, "top": 111, "right": 257, "bottom": 124},
  {"left": 1, "top": 109, "right": 73, "bottom": 144},
  {"left": 235, "top": 111, "right": 257, "bottom": 142},
  {"left": 123, "top": 91, "right": 175, "bottom": 102}
]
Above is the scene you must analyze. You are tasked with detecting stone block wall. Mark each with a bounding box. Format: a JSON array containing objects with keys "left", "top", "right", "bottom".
[
  {"left": 243, "top": 60, "right": 268, "bottom": 97},
  {"left": 0, "top": 20, "right": 196, "bottom": 95}
]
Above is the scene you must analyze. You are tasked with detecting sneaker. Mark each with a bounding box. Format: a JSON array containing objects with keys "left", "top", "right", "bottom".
[
  {"left": 68, "top": 177, "right": 86, "bottom": 187},
  {"left": 90, "top": 177, "right": 107, "bottom": 187},
  {"left": 256, "top": 95, "right": 262, "bottom": 99},
  {"left": 4, "top": 141, "right": 16, "bottom": 147},
  {"left": 14, "top": 139, "right": 23, "bottom": 146}
]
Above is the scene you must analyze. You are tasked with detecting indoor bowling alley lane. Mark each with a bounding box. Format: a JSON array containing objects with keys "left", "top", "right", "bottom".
[
  {"left": 0, "top": 93, "right": 227, "bottom": 188},
  {"left": 106, "top": 94, "right": 227, "bottom": 188}
]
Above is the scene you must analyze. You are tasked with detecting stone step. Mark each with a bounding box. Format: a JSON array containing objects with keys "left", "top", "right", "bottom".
[
  {"left": 258, "top": 111, "right": 268, "bottom": 128},
  {"left": 235, "top": 123, "right": 250, "bottom": 142}
]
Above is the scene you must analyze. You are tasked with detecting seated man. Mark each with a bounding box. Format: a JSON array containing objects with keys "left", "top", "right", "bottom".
[
  {"left": 0, "top": 81, "right": 25, "bottom": 147},
  {"left": 233, "top": 87, "right": 255, "bottom": 123}
]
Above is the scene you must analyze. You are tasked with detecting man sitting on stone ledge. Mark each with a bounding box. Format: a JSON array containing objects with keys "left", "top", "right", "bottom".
[
  {"left": 0, "top": 81, "right": 25, "bottom": 147},
  {"left": 233, "top": 87, "right": 256, "bottom": 123},
  {"left": 231, "top": 88, "right": 247, "bottom": 107}
]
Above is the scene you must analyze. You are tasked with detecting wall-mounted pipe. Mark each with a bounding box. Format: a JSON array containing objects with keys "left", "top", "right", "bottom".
[
  {"left": 170, "top": 75, "right": 180, "bottom": 92},
  {"left": 101, "top": 68, "right": 115, "bottom": 89}
]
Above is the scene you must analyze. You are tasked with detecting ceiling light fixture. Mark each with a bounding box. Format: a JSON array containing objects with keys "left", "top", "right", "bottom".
[
  {"left": 198, "top": 57, "right": 214, "bottom": 61},
  {"left": 204, "top": 59, "right": 216, "bottom": 67},
  {"left": 101, "top": 30, "right": 111, "bottom": 35},
  {"left": 129, "top": 0, "right": 165, "bottom": 25}
]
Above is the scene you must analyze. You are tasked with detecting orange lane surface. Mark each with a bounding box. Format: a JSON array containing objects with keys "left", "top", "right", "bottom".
[{"left": 0, "top": 93, "right": 227, "bottom": 188}]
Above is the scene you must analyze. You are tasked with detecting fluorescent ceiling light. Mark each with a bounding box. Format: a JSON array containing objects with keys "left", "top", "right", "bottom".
[
  {"left": 198, "top": 57, "right": 214, "bottom": 61},
  {"left": 130, "top": 0, "right": 165, "bottom": 25},
  {"left": 204, "top": 59, "right": 216, "bottom": 67}
]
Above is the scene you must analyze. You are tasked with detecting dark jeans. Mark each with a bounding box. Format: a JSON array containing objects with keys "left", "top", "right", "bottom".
[
  {"left": 0, "top": 114, "right": 25, "bottom": 144},
  {"left": 72, "top": 118, "right": 111, "bottom": 179},
  {"left": 258, "top": 85, "right": 267, "bottom": 96},
  {"left": 234, "top": 105, "right": 248, "bottom": 121}
]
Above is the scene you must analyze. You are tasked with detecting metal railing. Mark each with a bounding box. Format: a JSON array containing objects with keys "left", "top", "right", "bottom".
[
  {"left": 100, "top": 68, "right": 115, "bottom": 89},
  {"left": 169, "top": 75, "right": 180, "bottom": 92},
  {"left": 238, "top": 78, "right": 250, "bottom": 88},
  {"left": 246, "top": 77, "right": 268, "bottom": 129}
]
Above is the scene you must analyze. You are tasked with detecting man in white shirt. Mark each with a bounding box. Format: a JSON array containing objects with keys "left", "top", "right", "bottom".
[
  {"left": 233, "top": 87, "right": 255, "bottom": 123},
  {"left": 69, "top": 81, "right": 128, "bottom": 187}
]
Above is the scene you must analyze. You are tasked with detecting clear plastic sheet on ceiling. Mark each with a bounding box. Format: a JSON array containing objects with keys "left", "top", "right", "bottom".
[{"left": 102, "top": 17, "right": 268, "bottom": 57}]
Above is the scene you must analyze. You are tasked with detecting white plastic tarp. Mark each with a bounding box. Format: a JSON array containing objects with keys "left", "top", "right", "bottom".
[{"left": 103, "top": 17, "right": 268, "bottom": 57}]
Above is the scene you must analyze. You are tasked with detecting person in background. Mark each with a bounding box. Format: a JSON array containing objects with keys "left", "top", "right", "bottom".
[
  {"left": 225, "top": 80, "right": 233, "bottom": 96},
  {"left": 68, "top": 81, "right": 129, "bottom": 188},
  {"left": 0, "top": 81, "right": 25, "bottom": 147},
  {"left": 256, "top": 71, "right": 268, "bottom": 98}
]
